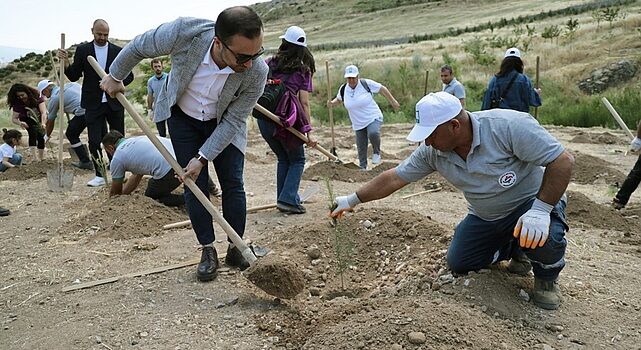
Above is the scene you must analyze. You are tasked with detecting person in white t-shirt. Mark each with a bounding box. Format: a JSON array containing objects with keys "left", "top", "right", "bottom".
[
  {"left": 327, "top": 65, "right": 400, "bottom": 169},
  {"left": 0, "top": 128, "right": 23, "bottom": 172}
]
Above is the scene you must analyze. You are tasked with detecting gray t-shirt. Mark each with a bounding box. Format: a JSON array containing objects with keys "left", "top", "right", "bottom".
[
  {"left": 47, "top": 83, "right": 85, "bottom": 120},
  {"left": 442, "top": 78, "right": 465, "bottom": 99},
  {"left": 396, "top": 110, "right": 565, "bottom": 221},
  {"left": 110, "top": 136, "right": 174, "bottom": 181},
  {"left": 147, "top": 72, "right": 168, "bottom": 106}
]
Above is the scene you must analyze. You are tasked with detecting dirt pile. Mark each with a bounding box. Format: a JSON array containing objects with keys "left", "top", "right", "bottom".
[
  {"left": 570, "top": 131, "right": 627, "bottom": 145},
  {"left": 415, "top": 172, "right": 459, "bottom": 193},
  {"left": 566, "top": 191, "right": 639, "bottom": 237},
  {"left": 58, "top": 193, "right": 188, "bottom": 240},
  {"left": 303, "top": 161, "right": 398, "bottom": 182},
  {"left": 571, "top": 152, "right": 626, "bottom": 185},
  {"left": 0, "top": 158, "right": 84, "bottom": 181}
]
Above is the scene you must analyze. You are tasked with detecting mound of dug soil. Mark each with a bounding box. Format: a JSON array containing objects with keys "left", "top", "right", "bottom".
[
  {"left": 415, "top": 172, "right": 459, "bottom": 193},
  {"left": 303, "top": 161, "right": 398, "bottom": 182},
  {"left": 0, "top": 158, "right": 85, "bottom": 181},
  {"left": 571, "top": 152, "right": 626, "bottom": 185},
  {"left": 566, "top": 191, "right": 639, "bottom": 237},
  {"left": 59, "top": 193, "right": 188, "bottom": 240},
  {"left": 256, "top": 208, "right": 542, "bottom": 348},
  {"left": 570, "top": 131, "right": 627, "bottom": 145}
]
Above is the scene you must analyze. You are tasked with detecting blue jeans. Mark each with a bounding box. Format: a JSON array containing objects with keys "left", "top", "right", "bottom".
[
  {"left": 0, "top": 153, "right": 22, "bottom": 172},
  {"left": 354, "top": 119, "right": 381, "bottom": 169},
  {"left": 257, "top": 118, "right": 305, "bottom": 206},
  {"left": 168, "top": 107, "right": 246, "bottom": 245},
  {"left": 447, "top": 198, "right": 568, "bottom": 281}
]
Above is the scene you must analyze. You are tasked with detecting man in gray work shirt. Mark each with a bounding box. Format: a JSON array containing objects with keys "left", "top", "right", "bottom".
[
  {"left": 147, "top": 58, "right": 168, "bottom": 137},
  {"left": 331, "top": 91, "right": 574, "bottom": 310},
  {"left": 38, "top": 79, "right": 93, "bottom": 169},
  {"left": 440, "top": 64, "right": 465, "bottom": 108}
]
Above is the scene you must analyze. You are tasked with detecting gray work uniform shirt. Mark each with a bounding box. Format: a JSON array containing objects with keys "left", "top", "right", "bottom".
[
  {"left": 396, "top": 110, "right": 565, "bottom": 221},
  {"left": 442, "top": 78, "right": 466, "bottom": 99},
  {"left": 147, "top": 72, "right": 168, "bottom": 107},
  {"left": 110, "top": 136, "right": 174, "bottom": 181},
  {"left": 46, "top": 82, "right": 85, "bottom": 120}
]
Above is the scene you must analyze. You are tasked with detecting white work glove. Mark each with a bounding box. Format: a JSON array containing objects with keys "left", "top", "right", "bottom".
[
  {"left": 43, "top": 134, "right": 49, "bottom": 143},
  {"left": 630, "top": 137, "right": 641, "bottom": 152},
  {"left": 330, "top": 193, "right": 362, "bottom": 219},
  {"left": 513, "top": 198, "right": 553, "bottom": 249}
]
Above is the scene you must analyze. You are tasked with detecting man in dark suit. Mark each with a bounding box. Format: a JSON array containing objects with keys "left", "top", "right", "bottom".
[{"left": 59, "top": 19, "right": 134, "bottom": 186}]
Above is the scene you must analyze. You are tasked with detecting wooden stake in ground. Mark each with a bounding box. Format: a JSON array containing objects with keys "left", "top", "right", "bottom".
[
  {"left": 424, "top": 70, "right": 429, "bottom": 95},
  {"left": 88, "top": 56, "right": 304, "bottom": 299},
  {"left": 534, "top": 56, "right": 540, "bottom": 119},
  {"left": 326, "top": 61, "right": 337, "bottom": 156}
]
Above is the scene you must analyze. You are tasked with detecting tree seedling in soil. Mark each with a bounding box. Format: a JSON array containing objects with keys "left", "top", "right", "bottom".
[
  {"left": 91, "top": 154, "right": 110, "bottom": 187},
  {"left": 324, "top": 177, "right": 354, "bottom": 290}
]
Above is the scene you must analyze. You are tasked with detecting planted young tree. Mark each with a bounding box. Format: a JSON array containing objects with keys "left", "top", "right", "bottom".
[
  {"left": 565, "top": 18, "right": 580, "bottom": 40},
  {"left": 324, "top": 178, "right": 354, "bottom": 290},
  {"left": 541, "top": 24, "right": 562, "bottom": 44},
  {"left": 602, "top": 7, "right": 621, "bottom": 28},
  {"left": 592, "top": 9, "right": 605, "bottom": 30}
]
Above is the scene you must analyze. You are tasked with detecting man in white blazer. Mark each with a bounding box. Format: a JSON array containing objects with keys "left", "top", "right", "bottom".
[{"left": 101, "top": 6, "right": 268, "bottom": 282}]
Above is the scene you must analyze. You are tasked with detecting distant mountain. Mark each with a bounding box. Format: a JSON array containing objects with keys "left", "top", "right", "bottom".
[{"left": 0, "top": 46, "right": 44, "bottom": 67}]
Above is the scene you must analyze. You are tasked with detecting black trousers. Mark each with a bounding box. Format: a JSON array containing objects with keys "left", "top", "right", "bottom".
[
  {"left": 85, "top": 103, "right": 124, "bottom": 177},
  {"left": 22, "top": 117, "right": 45, "bottom": 149},
  {"left": 65, "top": 114, "right": 87, "bottom": 145},
  {"left": 144, "top": 169, "right": 183, "bottom": 206},
  {"left": 615, "top": 154, "right": 641, "bottom": 205}
]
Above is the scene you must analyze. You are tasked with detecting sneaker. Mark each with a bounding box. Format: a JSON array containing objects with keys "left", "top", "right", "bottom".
[
  {"left": 612, "top": 198, "right": 625, "bottom": 210},
  {"left": 197, "top": 246, "right": 219, "bottom": 282},
  {"left": 72, "top": 161, "right": 94, "bottom": 170},
  {"left": 507, "top": 249, "right": 532, "bottom": 276},
  {"left": 532, "top": 277, "right": 561, "bottom": 310},
  {"left": 87, "top": 176, "right": 106, "bottom": 187},
  {"left": 372, "top": 153, "right": 381, "bottom": 165},
  {"left": 277, "top": 202, "right": 306, "bottom": 214},
  {"left": 225, "top": 245, "right": 250, "bottom": 271}
]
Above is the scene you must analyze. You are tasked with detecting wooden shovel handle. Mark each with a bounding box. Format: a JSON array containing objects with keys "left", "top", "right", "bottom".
[{"left": 87, "top": 56, "right": 257, "bottom": 266}]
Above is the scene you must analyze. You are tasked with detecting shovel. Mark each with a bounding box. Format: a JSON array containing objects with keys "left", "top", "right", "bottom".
[
  {"left": 88, "top": 56, "right": 304, "bottom": 299},
  {"left": 253, "top": 104, "right": 360, "bottom": 169},
  {"left": 47, "top": 33, "right": 73, "bottom": 192},
  {"left": 163, "top": 183, "right": 321, "bottom": 230},
  {"left": 325, "top": 61, "right": 338, "bottom": 156}
]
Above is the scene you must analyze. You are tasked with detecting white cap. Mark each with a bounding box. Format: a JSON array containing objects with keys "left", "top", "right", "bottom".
[
  {"left": 344, "top": 65, "right": 359, "bottom": 78},
  {"left": 504, "top": 47, "right": 521, "bottom": 58},
  {"left": 37, "top": 79, "right": 54, "bottom": 97},
  {"left": 279, "top": 26, "right": 307, "bottom": 47},
  {"left": 406, "top": 92, "right": 463, "bottom": 142}
]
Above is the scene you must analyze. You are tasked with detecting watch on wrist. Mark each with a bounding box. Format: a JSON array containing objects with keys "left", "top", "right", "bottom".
[{"left": 196, "top": 155, "right": 208, "bottom": 165}]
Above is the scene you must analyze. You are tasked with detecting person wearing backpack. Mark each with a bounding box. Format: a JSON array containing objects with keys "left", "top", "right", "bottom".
[
  {"left": 481, "top": 48, "right": 541, "bottom": 113},
  {"left": 327, "top": 65, "right": 400, "bottom": 169},
  {"left": 256, "top": 26, "right": 317, "bottom": 214}
]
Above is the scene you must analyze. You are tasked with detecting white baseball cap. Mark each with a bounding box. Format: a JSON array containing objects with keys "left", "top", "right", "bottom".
[
  {"left": 279, "top": 26, "right": 307, "bottom": 47},
  {"left": 406, "top": 92, "right": 463, "bottom": 142},
  {"left": 344, "top": 65, "right": 359, "bottom": 78},
  {"left": 504, "top": 47, "right": 521, "bottom": 58},
  {"left": 37, "top": 79, "right": 54, "bottom": 97}
]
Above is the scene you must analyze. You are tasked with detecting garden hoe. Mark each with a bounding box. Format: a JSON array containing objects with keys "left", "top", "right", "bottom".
[
  {"left": 47, "top": 33, "right": 73, "bottom": 192},
  {"left": 89, "top": 56, "right": 304, "bottom": 299},
  {"left": 253, "top": 104, "right": 360, "bottom": 169}
]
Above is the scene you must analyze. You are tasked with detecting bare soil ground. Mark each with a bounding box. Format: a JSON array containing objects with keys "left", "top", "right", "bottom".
[{"left": 1, "top": 123, "right": 641, "bottom": 349}]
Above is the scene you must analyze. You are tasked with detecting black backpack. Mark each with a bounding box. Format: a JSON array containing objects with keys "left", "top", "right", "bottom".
[
  {"left": 339, "top": 79, "right": 372, "bottom": 100},
  {"left": 252, "top": 65, "right": 291, "bottom": 120},
  {"left": 489, "top": 73, "right": 518, "bottom": 109}
]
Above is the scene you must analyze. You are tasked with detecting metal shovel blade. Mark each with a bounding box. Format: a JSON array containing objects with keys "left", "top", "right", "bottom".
[{"left": 47, "top": 167, "right": 74, "bottom": 192}]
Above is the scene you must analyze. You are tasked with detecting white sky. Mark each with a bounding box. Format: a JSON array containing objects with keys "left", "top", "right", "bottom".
[{"left": 0, "top": 0, "right": 268, "bottom": 51}]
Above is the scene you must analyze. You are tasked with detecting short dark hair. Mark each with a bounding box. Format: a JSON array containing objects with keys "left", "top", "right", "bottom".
[
  {"left": 440, "top": 64, "right": 453, "bottom": 74},
  {"left": 150, "top": 58, "right": 162, "bottom": 65},
  {"left": 2, "top": 128, "right": 22, "bottom": 143},
  {"left": 102, "top": 130, "right": 124, "bottom": 147},
  {"left": 215, "top": 6, "right": 263, "bottom": 45}
]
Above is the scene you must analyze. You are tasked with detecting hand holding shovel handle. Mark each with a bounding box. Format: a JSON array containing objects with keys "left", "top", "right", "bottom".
[{"left": 88, "top": 56, "right": 257, "bottom": 266}]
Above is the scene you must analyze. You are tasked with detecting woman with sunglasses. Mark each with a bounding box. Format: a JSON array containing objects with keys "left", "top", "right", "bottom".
[
  {"left": 327, "top": 65, "right": 400, "bottom": 170},
  {"left": 257, "top": 26, "right": 317, "bottom": 214}
]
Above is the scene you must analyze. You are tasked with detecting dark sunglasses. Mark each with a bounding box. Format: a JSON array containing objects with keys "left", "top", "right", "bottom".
[{"left": 221, "top": 40, "right": 264, "bottom": 64}]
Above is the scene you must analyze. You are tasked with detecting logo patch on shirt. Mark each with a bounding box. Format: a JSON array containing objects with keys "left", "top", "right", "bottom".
[{"left": 498, "top": 171, "right": 517, "bottom": 188}]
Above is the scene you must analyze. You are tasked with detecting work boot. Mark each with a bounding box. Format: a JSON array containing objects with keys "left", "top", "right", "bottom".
[
  {"left": 225, "top": 245, "right": 250, "bottom": 271},
  {"left": 197, "top": 246, "right": 218, "bottom": 281},
  {"left": 532, "top": 277, "right": 561, "bottom": 310},
  {"left": 612, "top": 197, "right": 626, "bottom": 210},
  {"left": 72, "top": 161, "right": 94, "bottom": 170},
  {"left": 507, "top": 249, "right": 532, "bottom": 276},
  {"left": 277, "top": 202, "right": 306, "bottom": 214},
  {"left": 0, "top": 207, "right": 10, "bottom": 216}
]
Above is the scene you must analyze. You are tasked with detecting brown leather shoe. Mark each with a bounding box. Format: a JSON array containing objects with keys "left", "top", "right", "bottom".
[
  {"left": 225, "top": 246, "right": 250, "bottom": 271},
  {"left": 196, "top": 246, "right": 218, "bottom": 282}
]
